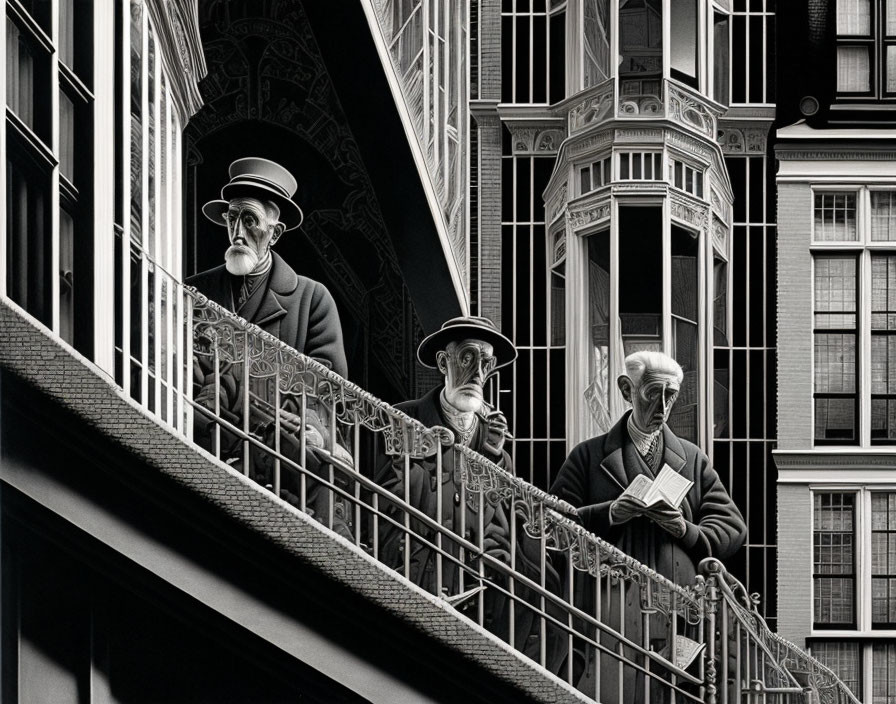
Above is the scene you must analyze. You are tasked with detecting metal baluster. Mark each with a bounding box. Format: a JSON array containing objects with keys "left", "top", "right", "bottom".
[
  {"left": 403, "top": 452, "right": 411, "bottom": 581},
  {"left": 509, "top": 495, "right": 517, "bottom": 649},
  {"left": 328, "top": 394, "right": 336, "bottom": 532},
  {"left": 273, "top": 362, "right": 281, "bottom": 498},
  {"left": 213, "top": 344, "right": 221, "bottom": 460},
  {"left": 353, "top": 419, "right": 361, "bottom": 548},
  {"left": 435, "top": 442, "right": 443, "bottom": 598},
  {"left": 539, "top": 501, "right": 546, "bottom": 668},
  {"left": 478, "top": 486, "right": 485, "bottom": 626},
  {"left": 241, "top": 331, "right": 250, "bottom": 477},
  {"left": 300, "top": 389, "right": 307, "bottom": 512}
]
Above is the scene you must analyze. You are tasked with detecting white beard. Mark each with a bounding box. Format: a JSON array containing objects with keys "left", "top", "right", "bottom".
[{"left": 224, "top": 246, "right": 258, "bottom": 276}]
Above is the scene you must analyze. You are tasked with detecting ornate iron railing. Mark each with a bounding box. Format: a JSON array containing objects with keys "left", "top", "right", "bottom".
[{"left": 68, "top": 250, "right": 858, "bottom": 704}]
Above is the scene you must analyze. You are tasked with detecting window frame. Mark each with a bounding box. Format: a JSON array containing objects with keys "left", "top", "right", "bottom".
[
  {"left": 834, "top": 0, "right": 896, "bottom": 101},
  {"left": 811, "top": 185, "right": 896, "bottom": 448},
  {"left": 810, "top": 486, "right": 896, "bottom": 701}
]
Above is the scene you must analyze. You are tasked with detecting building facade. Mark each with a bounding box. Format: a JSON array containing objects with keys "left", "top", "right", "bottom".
[
  {"left": 1, "top": 0, "right": 884, "bottom": 701},
  {"left": 775, "top": 0, "right": 896, "bottom": 700}
]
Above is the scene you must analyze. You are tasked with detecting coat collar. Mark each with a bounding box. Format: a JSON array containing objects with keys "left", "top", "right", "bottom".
[
  {"left": 242, "top": 251, "right": 299, "bottom": 328},
  {"left": 598, "top": 411, "right": 688, "bottom": 491}
]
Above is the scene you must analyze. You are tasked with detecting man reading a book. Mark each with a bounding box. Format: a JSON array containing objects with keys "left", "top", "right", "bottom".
[
  {"left": 551, "top": 350, "right": 746, "bottom": 583},
  {"left": 549, "top": 351, "right": 746, "bottom": 700}
]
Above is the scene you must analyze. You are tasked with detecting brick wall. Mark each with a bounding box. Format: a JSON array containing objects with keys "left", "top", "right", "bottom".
[
  {"left": 775, "top": 182, "right": 813, "bottom": 450},
  {"left": 776, "top": 484, "right": 813, "bottom": 646}
]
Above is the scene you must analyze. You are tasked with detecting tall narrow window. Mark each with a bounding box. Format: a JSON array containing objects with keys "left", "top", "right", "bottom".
[
  {"left": 871, "top": 255, "right": 896, "bottom": 444},
  {"left": 670, "top": 0, "right": 698, "bottom": 88},
  {"left": 619, "top": 206, "right": 662, "bottom": 355},
  {"left": 585, "top": 231, "right": 612, "bottom": 433},
  {"left": 872, "top": 642, "right": 896, "bottom": 701},
  {"left": 583, "top": 0, "right": 610, "bottom": 88},
  {"left": 872, "top": 191, "right": 896, "bottom": 241},
  {"left": 814, "top": 256, "right": 859, "bottom": 445},
  {"left": 669, "top": 227, "right": 699, "bottom": 444},
  {"left": 871, "top": 492, "right": 896, "bottom": 627},
  {"left": 619, "top": 0, "right": 662, "bottom": 101},
  {"left": 713, "top": 11, "right": 730, "bottom": 106},
  {"left": 813, "top": 493, "right": 857, "bottom": 628}
]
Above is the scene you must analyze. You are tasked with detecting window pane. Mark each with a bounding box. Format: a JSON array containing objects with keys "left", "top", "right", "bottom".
[
  {"left": 59, "top": 91, "right": 75, "bottom": 182},
  {"left": 59, "top": 0, "right": 74, "bottom": 68},
  {"left": 872, "top": 642, "right": 896, "bottom": 703},
  {"left": 837, "top": 0, "right": 871, "bottom": 35},
  {"left": 6, "top": 21, "right": 35, "bottom": 128},
  {"left": 815, "top": 397, "right": 858, "bottom": 442},
  {"left": 814, "top": 193, "right": 858, "bottom": 241},
  {"left": 872, "top": 192, "right": 896, "bottom": 241},
  {"left": 815, "top": 334, "right": 857, "bottom": 393},
  {"left": 888, "top": 45, "right": 896, "bottom": 93},
  {"left": 583, "top": 0, "right": 610, "bottom": 87},
  {"left": 619, "top": 0, "right": 663, "bottom": 100},
  {"left": 586, "top": 232, "right": 612, "bottom": 433},
  {"left": 130, "top": 0, "right": 143, "bottom": 245},
  {"left": 871, "top": 493, "right": 896, "bottom": 627},
  {"left": 812, "top": 642, "right": 861, "bottom": 700},
  {"left": 813, "top": 493, "right": 856, "bottom": 626},
  {"left": 889, "top": 0, "right": 896, "bottom": 36},
  {"left": 59, "top": 209, "right": 74, "bottom": 345},
  {"left": 837, "top": 46, "right": 871, "bottom": 92}
]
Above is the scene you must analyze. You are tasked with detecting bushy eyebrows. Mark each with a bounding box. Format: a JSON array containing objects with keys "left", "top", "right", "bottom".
[{"left": 227, "top": 203, "right": 265, "bottom": 217}]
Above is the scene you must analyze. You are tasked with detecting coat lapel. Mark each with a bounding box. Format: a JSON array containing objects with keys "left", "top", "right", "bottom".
[
  {"left": 660, "top": 424, "right": 688, "bottom": 472},
  {"left": 597, "top": 413, "right": 635, "bottom": 492},
  {"left": 248, "top": 252, "right": 298, "bottom": 333}
]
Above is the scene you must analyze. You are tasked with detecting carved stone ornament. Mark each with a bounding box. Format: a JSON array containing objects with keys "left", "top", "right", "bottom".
[
  {"left": 569, "top": 201, "right": 610, "bottom": 230},
  {"left": 617, "top": 96, "right": 664, "bottom": 116},
  {"left": 568, "top": 129, "right": 614, "bottom": 157},
  {"left": 718, "top": 126, "right": 768, "bottom": 155},
  {"left": 546, "top": 183, "right": 567, "bottom": 224},
  {"left": 509, "top": 125, "right": 566, "bottom": 155},
  {"left": 569, "top": 81, "right": 615, "bottom": 134},
  {"left": 144, "top": 0, "right": 207, "bottom": 124},
  {"left": 614, "top": 128, "right": 664, "bottom": 143},
  {"left": 551, "top": 230, "right": 567, "bottom": 266},
  {"left": 667, "top": 83, "right": 715, "bottom": 138},
  {"left": 670, "top": 192, "right": 709, "bottom": 229},
  {"left": 712, "top": 216, "right": 729, "bottom": 256}
]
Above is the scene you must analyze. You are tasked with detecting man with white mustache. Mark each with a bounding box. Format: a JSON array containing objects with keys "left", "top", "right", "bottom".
[{"left": 187, "top": 157, "right": 346, "bottom": 377}]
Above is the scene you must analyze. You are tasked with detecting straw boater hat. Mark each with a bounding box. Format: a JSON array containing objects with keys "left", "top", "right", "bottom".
[
  {"left": 201, "top": 157, "right": 304, "bottom": 231},
  {"left": 417, "top": 316, "right": 517, "bottom": 371}
]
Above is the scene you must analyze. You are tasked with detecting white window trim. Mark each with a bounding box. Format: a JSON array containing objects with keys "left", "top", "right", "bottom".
[
  {"left": 811, "top": 184, "right": 896, "bottom": 449},
  {"left": 810, "top": 485, "right": 896, "bottom": 638}
]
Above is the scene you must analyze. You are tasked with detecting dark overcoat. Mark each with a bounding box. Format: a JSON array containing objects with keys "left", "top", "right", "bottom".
[
  {"left": 186, "top": 251, "right": 347, "bottom": 378},
  {"left": 549, "top": 411, "right": 747, "bottom": 701}
]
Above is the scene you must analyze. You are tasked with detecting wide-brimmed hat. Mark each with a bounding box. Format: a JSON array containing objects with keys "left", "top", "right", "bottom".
[
  {"left": 201, "top": 157, "right": 304, "bottom": 231},
  {"left": 417, "top": 316, "right": 517, "bottom": 370}
]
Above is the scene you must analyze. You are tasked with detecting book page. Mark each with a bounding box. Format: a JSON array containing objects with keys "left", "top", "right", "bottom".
[
  {"left": 651, "top": 465, "right": 693, "bottom": 509},
  {"left": 673, "top": 635, "right": 705, "bottom": 670},
  {"left": 621, "top": 474, "right": 654, "bottom": 502}
]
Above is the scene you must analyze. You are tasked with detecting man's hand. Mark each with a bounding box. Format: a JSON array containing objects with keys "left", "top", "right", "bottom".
[
  {"left": 609, "top": 494, "right": 651, "bottom": 525},
  {"left": 644, "top": 503, "right": 687, "bottom": 538},
  {"left": 481, "top": 410, "right": 510, "bottom": 456}
]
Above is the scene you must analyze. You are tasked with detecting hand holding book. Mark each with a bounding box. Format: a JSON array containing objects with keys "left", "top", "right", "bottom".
[{"left": 609, "top": 465, "right": 692, "bottom": 537}]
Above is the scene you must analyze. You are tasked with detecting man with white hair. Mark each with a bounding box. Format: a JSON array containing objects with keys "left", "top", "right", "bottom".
[
  {"left": 552, "top": 349, "right": 745, "bottom": 583},
  {"left": 550, "top": 351, "right": 745, "bottom": 701}
]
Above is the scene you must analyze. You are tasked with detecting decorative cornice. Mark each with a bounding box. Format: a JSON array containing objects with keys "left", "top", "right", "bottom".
[
  {"left": 712, "top": 215, "right": 729, "bottom": 257},
  {"left": 145, "top": 0, "right": 207, "bottom": 124},
  {"left": 568, "top": 197, "right": 610, "bottom": 230},
  {"left": 773, "top": 450, "right": 896, "bottom": 470},
  {"left": 614, "top": 127, "right": 664, "bottom": 143},
  {"left": 507, "top": 125, "right": 567, "bottom": 155},
  {"left": 776, "top": 149, "right": 896, "bottom": 161},
  {"left": 718, "top": 126, "right": 769, "bottom": 155},
  {"left": 670, "top": 191, "right": 709, "bottom": 229},
  {"left": 568, "top": 79, "right": 615, "bottom": 134},
  {"left": 612, "top": 182, "right": 668, "bottom": 195}
]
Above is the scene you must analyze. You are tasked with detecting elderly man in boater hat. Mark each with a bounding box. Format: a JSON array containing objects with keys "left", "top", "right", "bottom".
[
  {"left": 188, "top": 158, "right": 352, "bottom": 536},
  {"left": 377, "top": 316, "right": 564, "bottom": 665},
  {"left": 187, "top": 157, "right": 347, "bottom": 376},
  {"left": 377, "top": 315, "right": 515, "bottom": 589}
]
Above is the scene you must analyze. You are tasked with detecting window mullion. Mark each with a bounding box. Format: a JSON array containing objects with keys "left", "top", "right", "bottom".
[
  {"left": 861, "top": 191, "right": 873, "bottom": 447},
  {"left": 0, "top": 3, "right": 7, "bottom": 299},
  {"left": 859, "top": 488, "right": 871, "bottom": 631},
  {"left": 50, "top": 0, "right": 61, "bottom": 336}
]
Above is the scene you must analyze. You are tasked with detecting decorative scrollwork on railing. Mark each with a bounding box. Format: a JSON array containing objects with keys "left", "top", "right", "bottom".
[
  {"left": 186, "top": 288, "right": 449, "bottom": 460},
  {"left": 700, "top": 559, "right": 861, "bottom": 704}
]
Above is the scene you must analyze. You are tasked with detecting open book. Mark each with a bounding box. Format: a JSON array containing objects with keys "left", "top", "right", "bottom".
[{"left": 621, "top": 464, "right": 693, "bottom": 509}]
